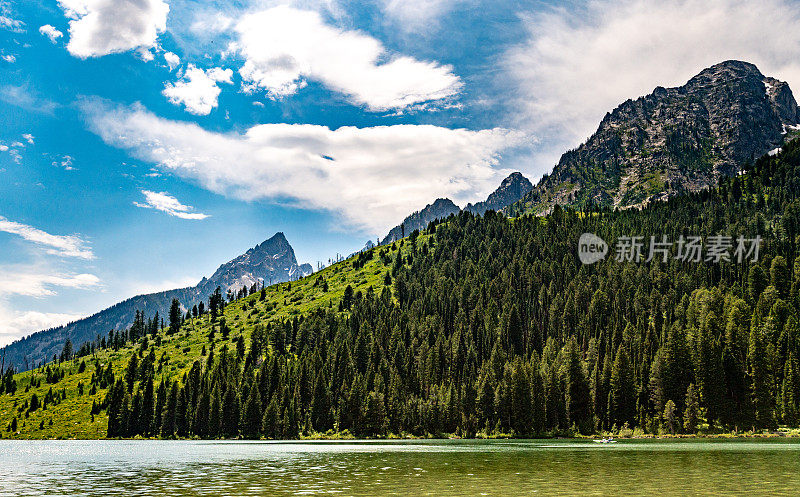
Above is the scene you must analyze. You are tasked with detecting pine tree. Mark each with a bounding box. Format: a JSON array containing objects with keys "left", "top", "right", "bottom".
[
  {"left": 222, "top": 383, "right": 240, "bottom": 438},
  {"left": 749, "top": 323, "right": 775, "bottom": 430},
  {"left": 310, "top": 373, "right": 333, "bottom": 432},
  {"left": 683, "top": 383, "right": 700, "bottom": 433},
  {"left": 125, "top": 355, "right": 138, "bottom": 393},
  {"left": 140, "top": 375, "right": 154, "bottom": 436},
  {"left": 169, "top": 299, "right": 182, "bottom": 335},
  {"left": 609, "top": 344, "right": 635, "bottom": 429},
  {"left": 175, "top": 386, "right": 188, "bottom": 437},
  {"left": 241, "top": 380, "right": 262, "bottom": 439},
  {"left": 561, "top": 339, "right": 592, "bottom": 433},
  {"left": 161, "top": 382, "right": 178, "bottom": 437},
  {"left": 209, "top": 384, "right": 222, "bottom": 438},
  {"left": 748, "top": 265, "right": 768, "bottom": 303},
  {"left": 781, "top": 353, "right": 800, "bottom": 426},
  {"left": 106, "top": 379, "right": 126, "bottom": 437},
  {"left": 262, "top": 397, "right": 279, "bottom": 439},
  {"left": 663, "top": 400, "right": 678, "bottom": 434},
  {"left": 771, "top": 256, "right": 790, "bottom": 298}
]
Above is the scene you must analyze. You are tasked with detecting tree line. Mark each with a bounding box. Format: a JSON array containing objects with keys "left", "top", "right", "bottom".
[{"left": 91, "top": 138, "right": 800, "bottom": 437}]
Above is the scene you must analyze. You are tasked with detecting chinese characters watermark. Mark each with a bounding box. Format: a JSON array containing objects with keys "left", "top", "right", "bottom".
[{"left": 578, "top": 233, "right": 761, "bottom": 265}]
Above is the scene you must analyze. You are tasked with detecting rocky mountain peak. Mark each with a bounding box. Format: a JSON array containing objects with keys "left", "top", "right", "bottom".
[
  {"left": 380, "top": 198, "right": 460, "bottom": 245},
  {"left": 507, "top": 60, "right": 800, "bottom": 216},
  {"left": 465, "top": 172, "right": 533, "bottom": 216},
  {"left": 201, "top": 232, "right": 310, "bottom": 293}
]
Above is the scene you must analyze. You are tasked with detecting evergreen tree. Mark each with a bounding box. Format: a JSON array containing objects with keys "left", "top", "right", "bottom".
[
  {"left": 241, "top": 380, "right": 262, "bottom": 439},
  {"left": 609, "top": 344, "right": 635, "bottom": 429},
  {"left": 161, "top": 381, "right": 178, "bottom": 437},
  {"left": 749, "top": 323, "right": 775, "bottom": 430},
  {"left": 169, "top": 299, "right": 182, "bottom": 335},
  {"left": 683, "top": 383, "right": 700, "bottom": 433}
]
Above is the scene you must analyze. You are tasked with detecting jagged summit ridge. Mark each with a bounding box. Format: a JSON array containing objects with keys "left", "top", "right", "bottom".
[
  {"left": 508, "top": 60, "right": 800, "bottom": 216},
  {"left": 465, "top": 172, "right": 533, "bottom": 215},
  {"left": 378, "top": 172, "right": 533, "bottom": 246},
  {"left": 1, "top": 232, "right": 313, "bottom": 371}
]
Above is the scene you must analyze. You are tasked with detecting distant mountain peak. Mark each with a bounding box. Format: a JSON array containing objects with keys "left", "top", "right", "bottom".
[
  {"left": 465, "top": 172, "right": 533, "bottom": 216},
  {"left": 2, "top": 232, "right": 313, "bottom": 371},
  {"left": 380, "top": 198, "right": 460, "bottom": 245}
]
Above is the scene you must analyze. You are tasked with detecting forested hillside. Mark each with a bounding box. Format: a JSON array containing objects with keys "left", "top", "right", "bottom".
[{"left": 3, "top": 139, "right": 800, "bottom": 439}]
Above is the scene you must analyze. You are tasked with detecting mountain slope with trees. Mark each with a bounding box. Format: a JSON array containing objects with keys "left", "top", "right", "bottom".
[
  {"left": 0, "top": 233, "right": 312, "bottom": 373},
  {"left": 3, "top": 138, "right": 800, "bottom": 439}
]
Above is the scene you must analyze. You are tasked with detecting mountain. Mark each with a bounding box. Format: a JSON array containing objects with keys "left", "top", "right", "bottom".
[
  {"left": 4, "top": 136, "right": 800, "bottom": 439},
  {"left": 379, "top": 172, "right": 533, "bottom": 245},
  {"left": 464, "top": 172, "right": 534, "bottom": 215},
  {"left": 507, "top": 60, "right": 800, "bottom": 216},
  {"left": 196, "top": 232, "right": 312, "bottom": 293},
  {"left": 380, "top": 198, "right": 460, "bottom": 245},
  {"left": 0, "top": 232, "right": 312, "bottom": 371}
]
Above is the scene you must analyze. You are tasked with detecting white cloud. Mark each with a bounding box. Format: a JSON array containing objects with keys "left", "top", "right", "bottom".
[
  {"left": 22, "top": 133, "right": 34, "bottom": 144},
  {"left": 0, "top": 85, "right": 59, "bottom": 115},
  {"left": 0, "top": 216, "right": 94, "bottom": 259},
  {"left": 134, "top": 190, "right": 210, "bottom": 220},
  {"left": 84, "top": 100, "right": 521, "bottom": 233},
  {"left": 39, "top": 24, "right": 64, "bottom": 43},
  {"left": 163, "top": 64, "right": 233, "bottom": 115},
  {"left": 0, "top": 1, "right": 23, "bottom": 33},
  {"left": 0, "top": 266, "right": 98, "bottom": 345},
  {"left": 0, "top": 306, "right": 83, "bottom": 346},
  {"left": 0, "top": 144, "right": 7, "bottom": 152},
  {"left": 53, "top": 155, "right": 75, "bottom": 170},
  {"left": 234, "top": 6, "right": 462, "bottom": 111},
  {"left": 380, "top": 0, "right": 461, "bottom": 29},
  {"left": 57, "top": 0, "right": 169, "bottom": 58},
  {"left": 164, "top": 51, "right": 180, "bottom": 71},
  {"left": 0, "top": 268, "right": 100, "bottom": 298},
  {"left": 504, "top": 0, "right": 800, "bottom": 173},
  {"left": 1, "top": 54, "right": 15, "bottom": 63}
]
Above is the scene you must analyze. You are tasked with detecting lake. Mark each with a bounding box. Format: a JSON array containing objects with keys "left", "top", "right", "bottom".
[{"left": 1, "top": 439, "right": 799, "bottom": 496}]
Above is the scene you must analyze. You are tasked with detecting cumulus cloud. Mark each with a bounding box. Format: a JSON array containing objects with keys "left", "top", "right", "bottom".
[
  {"left": 163, "top": 50, "right": 180, "bottom": 71},
  {"left": 22, "top": 133, "right": 34, "bottom": 144},
  {"left": 0, "top": 216, "right": 94, "bottom": 259},
  {"left": 134, "top": 190, "right": 210, "bottom": 220},
  {"left": 163, "top": 64, "right": 233, "bottom": 115},
  {"left": 0, "top": 306, "right": 83, "bottom": 346},
  {"left": 233, "top": 6, "right": 462, "bottom": 111},
  {"left": 83, "top": 100, "right": 521, "bottom": 233},
  {"left": 1, "top": 54, "right": 14, "bottom": 63},
  {"left": 504, "top": 0, "right": 800, "bottom": 173},
  {"left": 39, "top": 24, "right": 64, "bottom": 43},
  {"left": 57, "top": 0, "right": 169, "bottom": 58},
  {"left": 0, "top": 268, "right": 100, "bottom": 298}
]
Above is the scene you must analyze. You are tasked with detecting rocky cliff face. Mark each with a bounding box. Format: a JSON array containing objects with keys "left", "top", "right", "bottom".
[
  {"left": 464, "top": 172, "right": 533, "bottom": 216},
  {"left": 508, "top": 60, "right": 800, "bottom": 215},
  {"left": 197, "top": 232, "right": 311, "bottom": 293},
  {"left": 380, "top": 198, "right": 461, "bottom": 245},
  {"left": 1, "top": 233, "right": 312, "bottom": 371},
  {"left": 379, "top": 173, "right": 533, "bottom": 246}
]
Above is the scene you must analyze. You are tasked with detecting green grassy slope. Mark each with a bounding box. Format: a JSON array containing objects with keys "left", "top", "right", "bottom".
[{"left": 0, "top": 237, "right": 419, "bottom": 439}]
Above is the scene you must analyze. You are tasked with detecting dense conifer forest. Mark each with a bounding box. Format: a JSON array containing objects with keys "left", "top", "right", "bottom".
[{"left": 4, "top": 140, "right": 800, "bottom": 439}]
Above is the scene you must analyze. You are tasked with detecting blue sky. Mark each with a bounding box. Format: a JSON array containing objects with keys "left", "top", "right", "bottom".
[{"left": 3, "top": 0, "right": 800, "bottom": 344}]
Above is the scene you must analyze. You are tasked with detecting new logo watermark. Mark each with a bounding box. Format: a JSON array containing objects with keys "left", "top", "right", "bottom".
[
  {"left": 578, "top": 233, "right": 762, "bottom": 265},
  {"left": 578, "top": 233, "right": 609, "bottom": 264}
]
